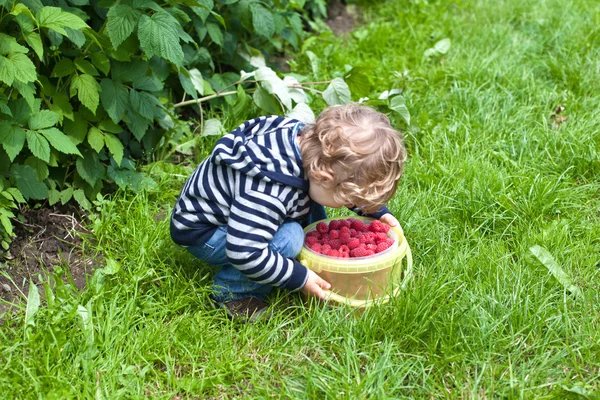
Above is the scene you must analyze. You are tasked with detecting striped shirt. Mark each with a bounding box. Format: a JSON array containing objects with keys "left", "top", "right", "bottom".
[{"left": 171, "top": 116, "right": 312, "bottom": 291}]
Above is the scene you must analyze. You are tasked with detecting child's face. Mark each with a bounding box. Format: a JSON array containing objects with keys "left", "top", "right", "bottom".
[{"left": 308, "top": 177, "right": 346, "bottom": 208}]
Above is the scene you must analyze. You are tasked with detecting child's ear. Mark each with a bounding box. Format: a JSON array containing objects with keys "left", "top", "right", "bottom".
[{"left": 318, "top": 171, "right": 335, "bottom": 186}]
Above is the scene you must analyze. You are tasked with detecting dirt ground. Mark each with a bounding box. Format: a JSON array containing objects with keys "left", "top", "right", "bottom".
[
  {"left": 326, "top": 0, "right": 359, "bottom": 35},
  {"left": 0, "top": 204, "right": 98, "bottom": 317}
]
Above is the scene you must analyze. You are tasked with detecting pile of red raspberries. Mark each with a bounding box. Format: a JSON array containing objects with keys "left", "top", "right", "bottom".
[{"left": 304, "top": 219, "right": 395, "bottom": 258}]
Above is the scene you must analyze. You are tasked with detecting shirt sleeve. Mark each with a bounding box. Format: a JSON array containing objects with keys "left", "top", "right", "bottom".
[{"left": 225, "top": 188, "right": 308, "bottom": 291}]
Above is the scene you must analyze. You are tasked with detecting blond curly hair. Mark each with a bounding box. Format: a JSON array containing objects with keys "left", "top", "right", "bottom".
[{"left": 299, "top": 103, "right": 406, "bottom": 213}]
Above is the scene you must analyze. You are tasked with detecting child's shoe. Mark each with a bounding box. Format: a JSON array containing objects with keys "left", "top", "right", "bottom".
[{"left": 216, "top": 297, "right": 271, "bottom": 322}]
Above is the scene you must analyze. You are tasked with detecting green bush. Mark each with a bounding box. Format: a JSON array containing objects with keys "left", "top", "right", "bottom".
[{"left": 0, "top": 0, "right": 357, "bottom": 251}]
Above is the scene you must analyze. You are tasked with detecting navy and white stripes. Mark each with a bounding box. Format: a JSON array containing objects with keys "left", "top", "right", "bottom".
[{"left": 171, "top": 116, "right": 311, "bottom": 291}]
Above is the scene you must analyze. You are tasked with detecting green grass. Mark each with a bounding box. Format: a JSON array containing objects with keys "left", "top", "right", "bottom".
[{"left": 2, "top": 0, "right": 600, "bottom": 398}]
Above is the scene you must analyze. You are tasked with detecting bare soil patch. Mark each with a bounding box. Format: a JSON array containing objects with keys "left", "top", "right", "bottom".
[
  {"left": 0, "top": 204, "right": 99, "bottom": 317},
  {"left": 326, "top": 0, "right": 360, "bottom": 35}
]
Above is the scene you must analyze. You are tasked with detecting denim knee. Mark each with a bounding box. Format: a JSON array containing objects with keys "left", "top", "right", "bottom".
[{"left": 270, "top": 221, "right": 305, "bottom": 258}]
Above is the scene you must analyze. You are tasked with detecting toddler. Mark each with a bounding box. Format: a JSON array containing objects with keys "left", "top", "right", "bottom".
[{"left": 171, "top": 103, "right": 406, "bottom": 321}]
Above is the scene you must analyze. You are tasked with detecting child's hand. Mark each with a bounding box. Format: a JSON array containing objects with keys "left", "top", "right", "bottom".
[
  {"left": 380, "top": 213, "right": 399, "bottom": 227},
  {"left": 301, "top": 270, "right": 331, "bottom": 300}
]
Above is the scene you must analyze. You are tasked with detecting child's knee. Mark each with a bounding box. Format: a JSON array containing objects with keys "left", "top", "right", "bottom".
[{"left": 270, "top": 222, "right": 305, "bottom": 258}]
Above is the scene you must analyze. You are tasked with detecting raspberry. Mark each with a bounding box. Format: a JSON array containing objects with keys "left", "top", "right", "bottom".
[
  {"left": 329, "top": 239, "right": 341, "bottom": 250},
  {"left": 306, "top": 230, "right": 320, "bottom": 238},
  {"left": 381, "top": 223, "right": 390, "bottom": 233},
  {"left": 321, "top": 244, "right": 331, "bottom": 253},
  {"left": 364, "top": 249, "right": 375, "bottom": 256},
  {"left": 339, "top": 245, "right": 349, "bottom": 255},
  {"left": 368, "top": 220, "right": 384, "bottom": 233},
  {"left": 347, "top": 238, "right": 360, "bottom": 249},
  {"left": 329, "top": 220, "right": 342, "bottom": 230},
  {"left": 357, "top": 234, "right": 368, "bottom": 244},
  {"left": 351, "top": 219, "right": 368, "bottom": 232},
  {"left": 327, "top": 249, "right": 340, "bottom": 257},
  {"left": 375, "top": 232, "right": 388, "bottom": 242},
  {"left": 316, "top": 222, "right": 329, "bottom": 234},
  {"left": 340, "top": 226, "right": 350, "bottom": 234},
  {"left": 350, "top": 228, "right": 357, "bottom": 236},
  {"left": 305, "top": 236, "right": 318, "bottom": 246},
  {"left": 366, "top": 243, "right": 377, "bottom": 251},
  {"left": 350, "top": 246, "right": 369, "bottom": 258},
  {"left": 340, "top": 219, "right": 352, "bottom": 229},
  {"left": 376, "top": 240, "right": 393, "bottom": 253},
  {"left": 339, "top": 231, "right": 351, "bottom": 243},
  {"left": 309, "top": 243, "right": 322, "bottom": 253},
  {"left": 329, "top": 230, "right": 340, "bottom": 240}
]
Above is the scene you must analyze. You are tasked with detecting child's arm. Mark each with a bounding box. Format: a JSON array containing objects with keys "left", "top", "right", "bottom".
[{"left": 225, "top": 189, "right": 308, "bottom": 291}]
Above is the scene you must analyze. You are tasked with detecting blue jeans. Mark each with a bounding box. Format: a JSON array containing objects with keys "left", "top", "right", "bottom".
[{"left": 187, "top": 201, "right": 327, "bottom": 302}]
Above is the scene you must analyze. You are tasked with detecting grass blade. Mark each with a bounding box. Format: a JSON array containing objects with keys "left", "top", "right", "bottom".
[
  {"left": 24, "top": 282, "right": 40, "bottom": 327},
  {"left": 529, "top": 245, "right": 582, "bottom": 300}
]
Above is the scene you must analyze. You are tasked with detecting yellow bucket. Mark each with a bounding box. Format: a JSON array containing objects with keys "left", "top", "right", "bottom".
[{"left": 297, "top": 217, "right": 413, "bottom": 309}]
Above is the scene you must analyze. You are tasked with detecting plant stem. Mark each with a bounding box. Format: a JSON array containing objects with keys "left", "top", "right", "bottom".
[{"left": 173, "top": 91, "right": 237, "bottom": 108}]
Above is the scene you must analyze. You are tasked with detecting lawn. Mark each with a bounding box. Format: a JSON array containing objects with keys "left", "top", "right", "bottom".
[{"left": 1, "top": 0, "right": 599, "bottom": 398}]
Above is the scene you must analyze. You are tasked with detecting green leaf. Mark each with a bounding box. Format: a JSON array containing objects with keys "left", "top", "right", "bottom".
[
  {"left": 389, "top": 95, "right": 410, "bottom": 126},
  {"left": 87, "top": 127, "right": 105, "bottom": 152},
  {"left": 189, "top": 68, "right": 204, "bottom": 96},
  {"left": 51, "top": 58, "right": 76, "bottom": 78},
  {"left": 129, "top": 90, "right": 157, "bottom": 120},
  {"left": 24, "top": 156, "right": 49, "bottom": 180},
  {"left": 76, "top": 150, "right": 104, "bottom": 186},
  {"left": 13, "top": 81, "right": 37, "bottom": 110},
  {"left": 50, "top": 93, "right": 74, "bottom": 121},
  {"left": 37, "top": 6, "right": 88, "bottom": 36},
  {"left": 138, "top": 12, "right": 184, "bottom": 65},
  {"left": 106, "top": 4, "right": 142, "bottom": 49},
  {"left": 529, "top": 245, "right": 583, "bottom": 299},
  {"left": 39, "top": 128, "right": 82, "bottom": 157},
  {"left": 60, "top": 186, "right": 73, "bottom": 204},
  {"left": 202, "top": 119, "right": 224, "bottom": 136},
  {"left": 28, "top": 110, "right": 59, "bottom": 130},
  {"left": 98, "top": 120, "right": 122, "bottom": 134},
  {"left": 255, "top": 67, "right": 291, "bottom": 110},
  {"left": 253, "top": 86, "right": 281, "bottom": 115},
  {"left": 64, "top": 116, "right": 88, "bottom": 144},
  {"left": 206, "top": 23, "right": 223, "bottom": 47},
  {"left": 25, "top": 282, "right": 40, "bottom": 327},
  {"left": 90, "top": 52, "right": 110, "bottom": 76},
  {"left": 250, "top": 3, "right": 274, "bottom": 38},
  {"left": 0, "top": 123, "right": 26, "bottom": 162},
  {"left": 8, "top": 53, "right": 37, "bottom": 84},
  {"left": 66, "top": 27, "right": 86, "bottom": 48},
  {"left": 73, "top": 189, "right": 91, "bottom": 210},
  {"left": 287, "top": 103, "right": 315, "bottom": 123},
  {"left": 124, "top": 110, "right": 149, "bottom": 141},
  {"left": 26, "top": 130, "right": 50, "bottom": 162},
  {"left": 178, "top": 71, "right": 197, "bottom": 100},
  {"left": 48, "top": 187, "right": 60, "bottom": 205},
  {"left": 71, "top": 74, "right": 101, "bottom": 113},
  {"left": 323, "top": 78, "right": 351, "bottom": 106},
  {"left": 104, "top": 133, "right": 123, "bottom": 166},
  {"left": 0, "top": 56, "right": 15, "bottom": 85},
  {"left": 11, "top": 164, "right": 48, "bottom": 200},
  {"left": 7, "top": 187, "right": 26, "bottom": 203},
  {"left": 100, "top": 79, "right": 129, "bottom": 123},
  {"left": 0, "top": 33, "right": 29, "bottom": 54},
  {"left": 0, "top": 214, "right": 13, "bottom": 236},
  {"left": 424, "top": 38, "right": 451, "bottom": 58},
  {"left": 74, "top": 58, "right": 99, "bottom": 76},
  {"left": 23, "top": 31, "right": 44, "bottom": 59}
]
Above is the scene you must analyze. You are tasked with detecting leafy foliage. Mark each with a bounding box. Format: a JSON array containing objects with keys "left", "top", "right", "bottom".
[{"left": 0, "top": 0, "right": 344, "bottom": 252}]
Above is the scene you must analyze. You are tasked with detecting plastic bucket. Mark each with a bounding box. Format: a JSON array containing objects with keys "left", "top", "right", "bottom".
[{"left": 297, "top": 217, "right": 413, "bottom": 309}]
